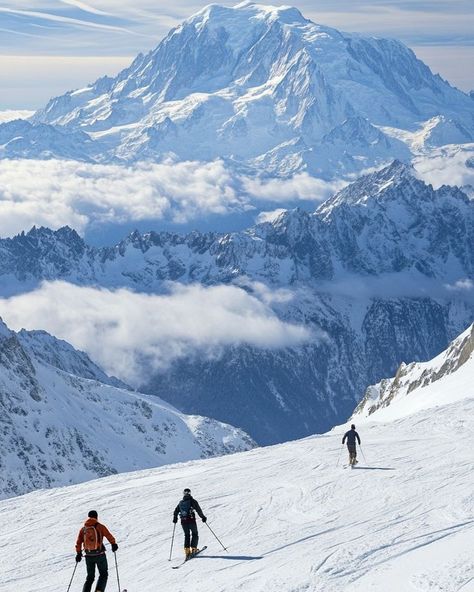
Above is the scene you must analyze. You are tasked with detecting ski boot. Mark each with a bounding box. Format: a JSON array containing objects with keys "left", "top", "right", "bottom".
[
  {"left": 191, "top": 547, "right": 199, "bottom": 556},
  {"left": 184, "top": 547, "right": 192, "bottom": 559}
]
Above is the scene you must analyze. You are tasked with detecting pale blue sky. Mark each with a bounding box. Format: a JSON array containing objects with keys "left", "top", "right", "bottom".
[{"left": 0, "top": 0, "right": 473, "bottom": 108}]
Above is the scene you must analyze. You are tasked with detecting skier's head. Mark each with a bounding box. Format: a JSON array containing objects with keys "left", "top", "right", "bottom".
[
  {"left": 351, "top": 424, "right": 356, "bottom": 430},
  {"left": 183, "top": 488, "right": 191, "bottom": 496},
  {"left": 88, "top": 510, "right": 98, "bottom": 519}
]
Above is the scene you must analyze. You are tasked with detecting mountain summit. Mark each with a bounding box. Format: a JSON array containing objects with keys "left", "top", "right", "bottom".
[{"left": 10, "top": 2, "right": 469, "bottom": 177}]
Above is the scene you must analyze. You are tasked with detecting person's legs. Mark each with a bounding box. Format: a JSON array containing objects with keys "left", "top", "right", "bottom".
[
  {"left": 182, "top": 522, "right": 191, "bottom": 549},
  {"left": 190, "top": 521, "right": 199, "bottom": 550},
  {"left": 82, "top": 556, "right": 96, "bottom": 592},
  {"left": 95, "top": 554, "right": 109, "bottom": 592},
  {"left": 347, "top": 444, "right": 356, "bottom": 465}
]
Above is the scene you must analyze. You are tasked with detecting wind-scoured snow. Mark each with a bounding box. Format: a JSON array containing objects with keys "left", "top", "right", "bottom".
[
  {"left": 1, "top": 324, "right": 473, "bottom": 591},
  {"left": 0, "top": 3, "right": 471, "bottom": 180},
  {"left": 0, "top": 318, "right": 255, "bottom": 499}
]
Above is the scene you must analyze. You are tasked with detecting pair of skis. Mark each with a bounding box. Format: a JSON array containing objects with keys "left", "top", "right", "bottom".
[{"left": 172, "top": 545, "right": 208, "bottom": 569}]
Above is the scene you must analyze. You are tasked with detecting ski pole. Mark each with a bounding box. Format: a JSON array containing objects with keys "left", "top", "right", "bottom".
[
  {"left": 66, "top": 562, "right": 78, "bottom": 592},
  {"left": 205, "top": 522, "right": 228, "bottom": 552},
  {"left": 360, "top": 445, "right": 368, "bottom": 465},
  {"left": 336, "top": 445, "right": 343, "bottom": 468},
  {"left": 114, "top": 551, "right": 121, "bottom": 592},
  {"left": 168, "top": 523, "right": 176, "bottom": 561}
]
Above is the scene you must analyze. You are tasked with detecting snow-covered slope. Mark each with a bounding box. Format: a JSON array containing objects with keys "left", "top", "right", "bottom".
[
  {"left": 0, "top": 162, "right": 472, "bottom": 444},
  {"left": 0, "top": 319, "right": 255, "bottom": 499},
  {"left": 0, "top": 3, "right": 471, "bottom": 179},
  {"left": 353, "top": 323, "right": 474, "bottom": 421},
  {"left": 1, "top": 343, "right": 472, "bottom": 591},
  {"left": 0, "top": 119, "right": 95, "bottom": 161}
]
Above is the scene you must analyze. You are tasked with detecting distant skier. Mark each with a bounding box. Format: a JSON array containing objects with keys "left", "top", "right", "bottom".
[
  {"left": 342, "top": 424, "right": 361, "bottom": 466},
  {"left": 173, "top": 488, "right": 207, "bottom": 559},
  {"left": 75, "top": 510, "right": 118, "bottom": 592}
]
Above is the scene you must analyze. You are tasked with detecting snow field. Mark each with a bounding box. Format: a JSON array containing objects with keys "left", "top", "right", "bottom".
[{"left": 1, "top": 393, "right": 473, "bottom": 592}]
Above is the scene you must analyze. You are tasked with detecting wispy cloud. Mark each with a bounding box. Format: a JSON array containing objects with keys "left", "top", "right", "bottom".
[
  {"left": 59, "top": 0, "right": 113, "bottom": 17},
  {"left": 0, "top": 280, "right": 312, "bottom": 383},
  {"left": 0, "top": 6, "right": 139, "bottom": 35}
]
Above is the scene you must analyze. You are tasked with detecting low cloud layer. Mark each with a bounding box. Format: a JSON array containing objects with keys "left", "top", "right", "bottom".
[
  {"left": 414, "top": 146, "right": 474, "bottom": 190},
  {"left": 0, "top": 280, "right": 312, "bottom": 384},
  {"left": 0, "top": 147, "right": 472, "bottom": 240},
  {"left": 243, "top": 173, "right": 344, "bottom": 202},
  {"left": 0, "top": 158, "right": 339, "bottom": 237}
]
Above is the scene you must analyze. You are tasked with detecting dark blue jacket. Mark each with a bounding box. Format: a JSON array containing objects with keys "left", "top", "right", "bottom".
[
  {"left": 173, "top": 495, "right": 205, "bottom": 524},
  {"left": 342, "top": 429, "right": 360, "bottom": 446}
]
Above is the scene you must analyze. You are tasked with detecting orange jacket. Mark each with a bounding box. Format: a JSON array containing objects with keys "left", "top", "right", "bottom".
[{"left": 75, "top": 518, "right": 116, "bottom": 554}]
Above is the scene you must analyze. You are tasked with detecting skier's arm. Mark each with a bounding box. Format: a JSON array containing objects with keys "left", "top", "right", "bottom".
[
  {"left": 342, "top": 433, "right": 346, "bottom": 444},
  {"left": 356, "top": 432, "right": 361, "bottom": 445},
  {"left": 173, "top": 504, "right": 180, "bottom": 521},
  {"left": 75, "top": 529, "right": 84, "bottom": 553},
  {"left": 192, "top": 499, "right": 206, "bottom": 520},
  {"left": 100, "top": 524, "right": 117, "bottom": 546}
]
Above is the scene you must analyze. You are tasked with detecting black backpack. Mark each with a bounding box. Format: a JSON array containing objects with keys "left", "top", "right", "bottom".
[{"left": 178, "top": 498, "right": 195, "bottom": 520}]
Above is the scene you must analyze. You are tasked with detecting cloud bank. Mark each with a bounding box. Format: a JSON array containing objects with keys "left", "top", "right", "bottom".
[
  {"left": 0, "top": 280, "right": 312, "bottom": 384},
  {"left": 0, "top": 158, "right": 339, "bottom": 237},
  {"left": 414, "top": 145, "right": 474, "bottom": 190},
  {"left": 1, "top": 149, "right": 472, "bottom": 240}
]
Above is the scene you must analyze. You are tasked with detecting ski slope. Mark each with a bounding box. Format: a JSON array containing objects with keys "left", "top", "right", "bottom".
[{"left": 1, "top": 390, "right": 473, "bottom": 592}]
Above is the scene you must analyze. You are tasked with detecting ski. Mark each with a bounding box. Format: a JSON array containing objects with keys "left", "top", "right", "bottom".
[{"left": 172, "top": 546, "right": 207, "bottom": 569}]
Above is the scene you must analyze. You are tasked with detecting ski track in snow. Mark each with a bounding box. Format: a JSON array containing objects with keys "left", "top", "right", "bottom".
[{"left": 1, "top": 395, "right": 473, "bottom": 591}]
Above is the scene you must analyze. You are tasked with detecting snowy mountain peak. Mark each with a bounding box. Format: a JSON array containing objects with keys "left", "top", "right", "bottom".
[
  {"left": 15, "top": 2, "right": 471, "bottom": 178},
  {"left": 188, "top": 2, "right": 308, "bottom": 29}
]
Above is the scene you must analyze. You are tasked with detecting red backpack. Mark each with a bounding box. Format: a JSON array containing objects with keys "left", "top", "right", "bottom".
[{"left": 83, "top": 524, "right": 102, "bottom": 552}]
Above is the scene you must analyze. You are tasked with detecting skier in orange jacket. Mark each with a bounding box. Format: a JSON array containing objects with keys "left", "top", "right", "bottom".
[{"left": 75, "top": 510, "right": 118, "bottom": 592}]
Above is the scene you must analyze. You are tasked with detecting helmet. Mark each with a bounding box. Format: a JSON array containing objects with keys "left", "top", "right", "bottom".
[
  {"left": 351, "top": 424, "right": 356, "bottom": 430},
  {"left": 183, "top": 488, "right": 191, "bottom": 495}
]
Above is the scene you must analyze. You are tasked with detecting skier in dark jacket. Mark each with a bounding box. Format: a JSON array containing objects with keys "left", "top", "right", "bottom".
[
  {"left": 173, "top": 488, "right": 207, "bottom": 558},
  {"left": 342, "top": 424, "right": 361, "bottom": 466},
  {"left": 75, "top": 510, "right": 118, "bottom": 592}
]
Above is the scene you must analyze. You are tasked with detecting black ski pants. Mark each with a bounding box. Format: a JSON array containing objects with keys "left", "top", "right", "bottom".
[
  {"left": 347, "top": 444, "right": 357, "bottom": 462},
  {"left": 83, "top": 553, "right": 108, "bottom": 592},
  {"left": 181, "top": 520, "right": 199, "bottom": 548}
]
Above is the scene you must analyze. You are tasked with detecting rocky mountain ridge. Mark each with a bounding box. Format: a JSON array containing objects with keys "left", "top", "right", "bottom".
[
  {"left": 353, "top": 322, "right": 474, "bottom": 419},
  {"left": 0, "top": 162, "right": 472, "bottom": 289},
  {"left": 0, "top": 318, "right": 255, "bottom": 499}
]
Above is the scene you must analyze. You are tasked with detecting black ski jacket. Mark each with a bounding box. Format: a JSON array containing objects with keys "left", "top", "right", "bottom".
[
  {"left": 342, "top": 429, "right": 361, "bottom": 446},
  {"left": 174, "top": 495, "right": 205, "bottom": 523}
]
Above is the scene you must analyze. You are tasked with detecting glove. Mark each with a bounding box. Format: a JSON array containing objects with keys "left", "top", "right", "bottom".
[
  {"left": 111, "top": 543, "right": 118, "bottom": 552},
  {"left": 75, "top": 553, "right": 82, "bottom": 563},
  {"left": 202, "top": 516, "right": 207, "bottom": 523},
  {"left": 173, "top": 517, "right": 178, "bottom": 524}
]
